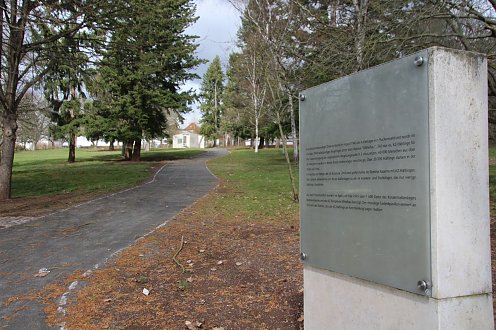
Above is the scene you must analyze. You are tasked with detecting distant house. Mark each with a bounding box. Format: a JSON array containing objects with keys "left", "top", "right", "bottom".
[
  {"left": 76, "top": 136, "right": 111, "bottom": 148},
  {"left": 172, "top": 123, "right": 205, "bottom": 148}
]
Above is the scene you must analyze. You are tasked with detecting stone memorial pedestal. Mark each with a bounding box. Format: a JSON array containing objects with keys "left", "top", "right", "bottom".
[{"left": 300, "top": 48, "right": 493, "bottom": 329}]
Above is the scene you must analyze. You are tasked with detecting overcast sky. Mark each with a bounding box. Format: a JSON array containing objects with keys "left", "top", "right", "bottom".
[{"left": 180, "top": 0, "right": 241, "bottom": 127}]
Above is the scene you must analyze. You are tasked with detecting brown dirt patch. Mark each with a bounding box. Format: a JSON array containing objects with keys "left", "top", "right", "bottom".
[
  {"left": 0, "top": 192, "right": 105, "bottom": 217},
  {"left": 1, "top": 271, "right": 84, "bottom": 324},
  {"left": 44, "top": 184, "right": 303, "bottom": 329}
]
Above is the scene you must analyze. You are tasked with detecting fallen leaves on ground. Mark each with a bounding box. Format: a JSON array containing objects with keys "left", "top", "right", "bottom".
[{"left": 45, "top": 184, "right": 303, "bottom": 329}]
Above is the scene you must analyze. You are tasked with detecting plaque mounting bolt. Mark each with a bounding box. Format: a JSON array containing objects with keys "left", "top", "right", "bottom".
[
  {"left": 417, "top": 280, "right": 432, "bottom": 295},
  {"left": 414, "top": 56, "right": 424, "bottom": 67},
  {"left": 300, "top": 94, "right": 306, "bottom": 101},
  {"left": 300, "top": 252, "right": 307, "bottom": 261}
]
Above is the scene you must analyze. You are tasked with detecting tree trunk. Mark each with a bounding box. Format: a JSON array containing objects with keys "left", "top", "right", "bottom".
[
  {"left": 353, "top": 0, "right": 369, "bottom": 71},
  {"left": 68, "top": 84, "right": 77, "bottom": 163},
  {"left": 109, "top": 139, "right": 115, "bottom": 151},
  {"left": 255, "top": 117, "right": 259, "bottom": 153},
  {"left": 328, "top": 0, "right": 338, "bottom": 27},
  {"left": 288, "top": 91, "right": 299, "bottom": 162},
  {"left": 214, "top": 82, "right": 219, "bottom": 146},
  {"left": 132, "top": 138, "right": 141, "bottom": 161},
  {"left": 0, "top": 114, "right": 17, "bottom": 200},
  {"left": 258, "top": 136, "right": 265, "bottom": 150},
  {"left": 276, "top": 112, "right": 298, "bottom": 202},
  {"left": 68, "top": 131, "right": 76, "bottom": 163},
  {"left": 124, "top": 140, "right": 133, "bottom": 160}
]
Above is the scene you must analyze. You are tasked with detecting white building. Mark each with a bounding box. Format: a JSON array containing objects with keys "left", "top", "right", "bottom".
[
  {"left": 76, "top": 136, "right": 111, "bottom": 148},
  {"left": 172, "top": 123, "right": 205, "bottom": 149}
]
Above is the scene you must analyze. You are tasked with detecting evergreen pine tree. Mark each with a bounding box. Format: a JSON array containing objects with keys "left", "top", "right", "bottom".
[
  {"left": 93, "top": 0, "right": 202, "bottom": 160},
  {"left": 200, "top": 56, "right": 224, "bottom": 146}
]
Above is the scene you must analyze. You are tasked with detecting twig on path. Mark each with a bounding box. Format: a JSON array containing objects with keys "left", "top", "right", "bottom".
[
  {"left": 76, "top": 222, "right": 95, "bottom": 229},
  {"left": 64, "top": 233, "right": 83, "bottom": 238},
  {"left": 173, "top": 235, "right": 185, "bottom": 274}
]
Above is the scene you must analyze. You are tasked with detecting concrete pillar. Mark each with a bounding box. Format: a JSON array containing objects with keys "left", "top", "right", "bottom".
[{"left": 303, "top": 48, "right": 493, "bottom": 329}]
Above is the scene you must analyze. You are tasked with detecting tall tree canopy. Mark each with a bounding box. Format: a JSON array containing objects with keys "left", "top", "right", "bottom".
[
  {"left": 225, "top": 0, "right": 496, "bottom": 151},
  {"left": 0, "top": 0, "right": 201, "bottom": 199},
  {"left": 88, "top": 0, "right": 202, "bottom": 160},
  {"left": 200, "top": 56, "right": 225, "bottom": 146},
  {"left": 221, "top": 53, "right": 252, "bottom": 145},
  {"left": 43, "top": 31, "right": 95, "bottom": 163}
]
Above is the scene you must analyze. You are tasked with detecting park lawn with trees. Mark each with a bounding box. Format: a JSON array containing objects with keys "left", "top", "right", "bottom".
[
  {"left": 0, "top": 0, "right": 494, "bottom": 326},
  {"left": 0, "top": 0, "right": 202, "bottom": 200},
  {"left": 44, "top": 148, "right": 303, "bottom": 329},
  {"left": 0, "top": 148, "right": 204, "bottom": 216}
]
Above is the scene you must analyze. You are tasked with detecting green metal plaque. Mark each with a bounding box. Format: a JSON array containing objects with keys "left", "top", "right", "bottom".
[{"left": 300, "top": 51, "right": 431, "bottom": 295}]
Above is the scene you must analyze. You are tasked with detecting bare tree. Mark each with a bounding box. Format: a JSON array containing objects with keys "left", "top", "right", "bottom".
[
  {"left": 222, "top": 53, "right": 249, "bottom": 146},
  {"left": 231, "top": 0, "right": 302, "bottom": 160},
  {"left": 0, "top": 1, "right": 101, "bottom": 199},
  {"left": 383, "top": 0, "right": 496, "bottom": 134},
  {"left": 247, "top": 53, "right": 268, "bottom": 153},
  {"left": 265, "top": 58, "right": 299, "bottom": 202},
  {"left": 236, "top": 28, "right": 270, "bottom": 153},
  {"left": 16, "top": 93, "right": 50, "bottom": 150},
  {"left": 352, "top": 0, "right": 370, "bottom": 71}
]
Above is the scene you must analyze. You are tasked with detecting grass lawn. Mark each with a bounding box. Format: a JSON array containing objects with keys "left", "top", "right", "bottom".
[
  {"left": 490, "top": 145, "right": 496, "bottom": 201},
  {"left": 11, "top": 148, "right": 204, "bottom": 198},
  {"left": 207, "top": 148, "right": 299, "bottom": 220}
]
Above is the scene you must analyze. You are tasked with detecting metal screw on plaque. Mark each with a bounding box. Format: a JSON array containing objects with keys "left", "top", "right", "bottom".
[
  {"left": 300, "top": 94, "right": 306, "bottom": 101},
  {"left": 414, "top": 56, "right": 424, "bottom": 67},
  {"left": 300, "top": 252, "right": 307, "bottom": 261},
  {"left": 417, "top": 280, "right": 432, "bottom": 295}
]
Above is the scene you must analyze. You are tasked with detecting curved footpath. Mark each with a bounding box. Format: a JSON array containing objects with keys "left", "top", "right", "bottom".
[{"left": 0, "top": 148, "right": 228, "bottom": 329}]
